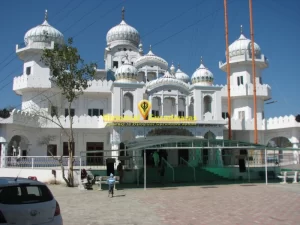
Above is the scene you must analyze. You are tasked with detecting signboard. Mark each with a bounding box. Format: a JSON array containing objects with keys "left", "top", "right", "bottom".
[{"left": 137, "top": 100, "right": 151, "bottom": 120}]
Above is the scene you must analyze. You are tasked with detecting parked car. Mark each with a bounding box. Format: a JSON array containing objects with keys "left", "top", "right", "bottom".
[{"left": 0, "top": 177, "right": 63, "bottom": 225}]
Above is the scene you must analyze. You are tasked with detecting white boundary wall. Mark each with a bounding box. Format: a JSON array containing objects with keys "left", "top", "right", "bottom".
[{"left": 0, "top": 168, "right": 80, "bottom": 186}]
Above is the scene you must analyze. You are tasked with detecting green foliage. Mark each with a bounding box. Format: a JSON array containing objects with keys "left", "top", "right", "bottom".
[{"left": 41, "top": 38, "right": 97, "bottom": 103}]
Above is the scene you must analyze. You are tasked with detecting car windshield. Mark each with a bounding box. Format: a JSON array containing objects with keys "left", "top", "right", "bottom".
[{"left": 0, "top": 184, "right": 53, "bottom": 205}]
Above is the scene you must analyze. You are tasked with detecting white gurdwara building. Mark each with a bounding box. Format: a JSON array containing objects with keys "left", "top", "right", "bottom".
[{"left": 0, "top": 10, "right": 299, "bottom": 182}]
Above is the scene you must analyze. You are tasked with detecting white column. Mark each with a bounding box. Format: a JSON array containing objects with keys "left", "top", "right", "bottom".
[
  {"left": 1, "top": 143, "right": 8, "bottom": 168},
  {"left": 293, "top": 143, "right": 299, "bottom": 164},
  {"left": 176, "top": 92, "right": 179, "bottom": 116},
  {"left": 145, "top": 69, "right": 148, "bottom": 82},
  {"left": 161, "top": 91, "right": 164, "bottom": 117},
  {"left": 111, "top": 144, "right": 119, "bottom": 168},
  {"left": 156, "top": 68, "right": 159, "bottom": 79},
  {"left": 185, "top": 97, "right": 189, "bottom": 118}
]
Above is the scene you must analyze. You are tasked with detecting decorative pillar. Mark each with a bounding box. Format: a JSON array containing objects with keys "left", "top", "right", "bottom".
[
  {"left": 161, "top": 91, "right": 164, "bottom": 117},
  {"left": 145, "top": 69, "right": 148, "bottom": 82},
  {"left": 111, "top": 128, "right": 121, "bottom": 166},
  {"left": 293, "top": 143, "right": 299, "bottom": 164},
  {"left": 156, "top": 68, "right": 159, "bottom": 79},
  {"left": 185, "top": 97, "right": 189, "bottom": 118},
  {"left": 176, "top": 92, "right": 179, "bottom": 116},
  {"left": 1, "top": 143, "right": 8, "bottom": 168}
]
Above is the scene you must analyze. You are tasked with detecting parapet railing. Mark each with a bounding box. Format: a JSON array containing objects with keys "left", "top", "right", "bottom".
[
  {"left": 162, "top": 157, "right": 175, "bottom": 182},
  {"left": 179, "top": 157, "right": 196, "bottom": 182}
]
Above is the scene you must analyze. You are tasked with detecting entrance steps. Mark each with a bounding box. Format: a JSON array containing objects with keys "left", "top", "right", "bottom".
[{"left": 140, "top": 166, "right": 231, "bottom": 184}]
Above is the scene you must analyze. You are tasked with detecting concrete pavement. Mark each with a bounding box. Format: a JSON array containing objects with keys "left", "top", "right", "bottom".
[{"left": 50, "top": 183, "right": 300, "bottom": 225}]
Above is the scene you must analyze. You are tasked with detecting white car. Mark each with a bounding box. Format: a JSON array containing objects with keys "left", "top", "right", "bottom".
[{"left": 0, "top": 177, "right": 63, "bottom": 225}]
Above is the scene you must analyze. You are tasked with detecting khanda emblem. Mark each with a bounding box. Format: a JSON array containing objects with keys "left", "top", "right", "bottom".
[{"left": 138, "top": 100, "right": 151, "bottom": 120}]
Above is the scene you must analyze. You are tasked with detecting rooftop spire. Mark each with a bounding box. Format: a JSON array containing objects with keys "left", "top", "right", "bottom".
[
  {"left": 200, "top": 56, "right": 203, "bottom": 64},
  {"left": 149, "top": 45, "right": 152, "bottom": 51},
  {"left": 45, "top": 9, "right": 48, "bottom": 21},
  {"left": 178, "top": 63, "right": 180, "bottom": 69},
  {"left": 122, "top": 7, "right": 125, "bottom": 20},
  {"left": 240, "top": 24, "right": 243, "bottom": 34}
]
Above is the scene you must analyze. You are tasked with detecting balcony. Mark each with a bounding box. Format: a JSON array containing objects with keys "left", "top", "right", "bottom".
[
  {"left": 221, "top": 83, "right": 271, "bottom": 100},
  {"left": 219, "top": 53, "right": 269, "bottom": 71}
]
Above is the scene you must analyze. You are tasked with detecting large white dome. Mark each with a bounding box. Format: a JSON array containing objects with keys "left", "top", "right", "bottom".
[
  {"left": 227, "top": 33, "right": 261, "bottom": 58},
  {"left": 134, "top": 47, "right": 168, "bottom": 70},
  {"left": 24, "top": 10, "right": 64, "bottom": 45},
  {"left": 191, "top": 59, "right": 214, "bottom": 86},
  {"left": 106, "top": 19, "right": 140, "bottom": 46}
]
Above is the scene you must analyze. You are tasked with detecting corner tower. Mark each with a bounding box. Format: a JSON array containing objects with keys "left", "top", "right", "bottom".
[
  {"left": 13, "top": 10, "right": 64, "bottom": 111},
  {"left": 219, "top": 26, "right": 271, "bottom": 122}
]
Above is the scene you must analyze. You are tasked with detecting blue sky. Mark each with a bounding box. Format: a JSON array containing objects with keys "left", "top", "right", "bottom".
[{"left": 0, "top": 0, "right": 299, "bottom": 118}]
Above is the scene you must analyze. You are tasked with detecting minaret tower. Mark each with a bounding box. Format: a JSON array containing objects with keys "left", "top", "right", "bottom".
[
  {"left": 13, "top": 10, "right": 64, "bottom": 111},
  {"left": 219, "top": 25, "right": 271, "bottom": 140},
  {"left": 104, "top": 7, "right": 141, "bottom": 71}
]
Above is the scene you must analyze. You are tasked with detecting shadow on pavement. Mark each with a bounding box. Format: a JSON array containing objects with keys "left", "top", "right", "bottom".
[{"left": 92, "top": 179, "right": 280, "bottom": 191}]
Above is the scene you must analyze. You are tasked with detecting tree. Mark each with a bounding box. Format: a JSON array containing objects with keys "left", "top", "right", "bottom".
[
  {"left": 0, "top": 105, "right": 15, "bottom": 119},
  {"left": 296, "top": 114, "right": 300, "bottom": 123},
  {"left": 39, "top": 38, "right": 96, "bottom": 187}
]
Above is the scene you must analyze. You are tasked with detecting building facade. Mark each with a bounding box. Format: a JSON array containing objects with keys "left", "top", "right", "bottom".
[{"left": 0, "top": 10, "right": 299, "bottom": 171}]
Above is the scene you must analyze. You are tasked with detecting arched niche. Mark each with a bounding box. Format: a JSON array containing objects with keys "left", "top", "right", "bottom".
[
  {"left": 8, "top": 135, "right": 30, "bottom": 156},
  {"left": 123, "top": 92, "right": 134, "bottom": 116}
]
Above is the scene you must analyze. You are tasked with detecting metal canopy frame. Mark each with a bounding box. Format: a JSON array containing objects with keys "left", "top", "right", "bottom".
[
  {"left": 77, "top": 136, "right": 300, "bottom": 191},
  {"left": 123, "top": 135, "right": 300, "bottom": 151},
  {"left": 122, "top": 136, "right": 300, "bottom": 190}
]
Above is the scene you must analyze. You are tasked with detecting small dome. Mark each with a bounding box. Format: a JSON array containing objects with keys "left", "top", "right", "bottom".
[
  {"left": 175, "top": 65, "right": 190, "bottom": 83},
  {"left": 114, "top": 56, "right": 138, "bottom": 83},
  {"left": 170, "top": 63, "right": 176, "bottom": 75},
  {"left": 106, "top": 8, "right": 140, "bottom": 46},
  {"left": 24, "top": 10, "right": 64, "bottom": 45},
  {"left": 227, "top": 26, "right": 261, "bottom": 58},
  {"left": 191, "top": 58, "right": 214, "bottom": 86},
  {"left": 146, "top": 71, "right": 189, "bottom": 94},
  {"left": 134, "top": 46, "right": 168, "bottom": 70}
]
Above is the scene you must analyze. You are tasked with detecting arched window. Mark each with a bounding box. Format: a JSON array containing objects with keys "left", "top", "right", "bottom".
[
  {"left": 203, "top": 95, "right": 212, "bottom": 113},
  {"left": 123, "top": 93, "right": 133, "bottom": 113}
]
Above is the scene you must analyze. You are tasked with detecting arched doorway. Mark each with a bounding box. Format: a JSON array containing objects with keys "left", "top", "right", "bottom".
[
  {"left": 8, "top": 135, "right": 30, "bottom": 157},
  {"left": 203, "top": 131, "right": 216, "bottom": 165},
  {"left": 267, "top": 137, "right": 293, "bottom": 164}
]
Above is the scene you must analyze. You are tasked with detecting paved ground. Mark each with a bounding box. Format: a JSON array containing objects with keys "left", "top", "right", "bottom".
[{"left": 50, "top": 183, "right": 300, "bottom": 225}]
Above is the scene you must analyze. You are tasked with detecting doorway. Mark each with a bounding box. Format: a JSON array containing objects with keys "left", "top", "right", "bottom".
[
  {"left": 203, "top": 149, "right": 208, "bottom": 165},
  {"left": 178, "top": 149, "right": 189, "bottom": 165},
  {"left": 86, "top": 142, "right": 103, "bottom": 166}
]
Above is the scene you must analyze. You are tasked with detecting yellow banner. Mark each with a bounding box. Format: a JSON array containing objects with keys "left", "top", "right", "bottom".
[{"left": 103, "top": 114, "right": 197, "bottom": 122}]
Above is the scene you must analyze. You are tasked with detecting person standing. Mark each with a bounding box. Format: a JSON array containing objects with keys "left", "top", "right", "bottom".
[
  {"left": 153, "top": 151, "right": 160, "bottom": 167},
  {"left": 107, "top": 173, "right": 116, "bottom": 197}
]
